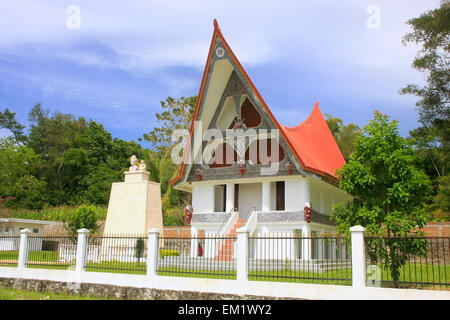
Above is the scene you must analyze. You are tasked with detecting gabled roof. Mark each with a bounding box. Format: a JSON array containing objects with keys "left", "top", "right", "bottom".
[
  {"left": 170, "top": 20, "right": 345, "bottom": 186},
  {"left": 280, "top": 102, "right": 346, "bottom": 180}
]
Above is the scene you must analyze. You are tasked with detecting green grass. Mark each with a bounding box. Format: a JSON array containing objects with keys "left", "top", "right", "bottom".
[
  {"left": 86, "top": 261, "right": 147, "bottom": 275},
  {"left": 0, "top": 286, "right": 115, "bottom": 300},
  {"left": 249, "top": 268, "right": 353, "bottom": 285},
  {"left": 157, "top": 267, "right": 237, "bottom": 280},
  {"left": 368, "top": 263, "right": 450, "bottom": 289}
]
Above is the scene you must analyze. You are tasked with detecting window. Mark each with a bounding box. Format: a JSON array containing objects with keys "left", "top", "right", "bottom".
[{"left": 33, "top": 228, "right": 39, "bottom": 233}]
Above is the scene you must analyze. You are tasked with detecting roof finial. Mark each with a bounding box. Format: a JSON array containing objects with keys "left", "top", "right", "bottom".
[{"left": 213, "top": 19, "right": 220, "bottom": 31}]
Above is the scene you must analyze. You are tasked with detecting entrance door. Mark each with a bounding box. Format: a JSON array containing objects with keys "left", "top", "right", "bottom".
[{"left": 276, "top": 181, "right": 285, "bottom": 211}]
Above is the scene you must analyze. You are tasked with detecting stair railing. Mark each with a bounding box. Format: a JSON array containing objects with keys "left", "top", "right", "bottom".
[{"left": 215, "top": 207, "right": 237, "bottom": 237}]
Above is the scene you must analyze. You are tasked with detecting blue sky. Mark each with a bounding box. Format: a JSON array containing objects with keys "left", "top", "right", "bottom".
[{"left": 0, "top": 0, "right": 441, "bottom": 144}]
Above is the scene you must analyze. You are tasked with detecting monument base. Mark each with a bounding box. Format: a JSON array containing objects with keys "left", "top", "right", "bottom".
[{"left": 103, "top": 171, "right": 163, "bottom": 235}]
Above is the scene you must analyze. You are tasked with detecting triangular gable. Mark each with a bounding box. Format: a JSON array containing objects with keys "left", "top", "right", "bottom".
[{"left": 170, "top": 20, "right": 345, "bottom": 188}]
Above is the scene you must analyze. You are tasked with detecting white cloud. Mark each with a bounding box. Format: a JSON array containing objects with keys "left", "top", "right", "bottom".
[{"left": 0, "top": 0, "right": 441, "bottom": 73}]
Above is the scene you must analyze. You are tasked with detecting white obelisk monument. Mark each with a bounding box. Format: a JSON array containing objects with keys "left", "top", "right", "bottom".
[{"left": 103, "top": 155, "right": 163, "bottom": 235}]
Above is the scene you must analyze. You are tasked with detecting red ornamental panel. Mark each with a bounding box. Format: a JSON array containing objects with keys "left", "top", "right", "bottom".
[
  {"left": 245, "top": 139, "right": 285, "bottom": 165},
  {"left": 241, "top": 98, "right": 262, "bottom": 128},
  {"left": 208, "top": 143, "right": 238, "bottom": 168}
]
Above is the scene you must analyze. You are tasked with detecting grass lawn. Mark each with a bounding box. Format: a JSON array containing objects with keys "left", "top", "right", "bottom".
[
  {"left": 157, "top": 267, "right": 237, "bottom": 280},
  {"left": 0, "top": 286, "right": 115, "bottom": 300},
  {"left": 368, "top": 263, "right": 450, "bottom": 289},
  {"left": 249, "top": 268, "right": 353, "bottom": 285}
]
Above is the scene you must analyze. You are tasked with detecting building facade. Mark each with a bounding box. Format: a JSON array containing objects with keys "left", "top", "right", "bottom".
[{"left": 170, "top": 21, "right": 348, "bottom": 260}]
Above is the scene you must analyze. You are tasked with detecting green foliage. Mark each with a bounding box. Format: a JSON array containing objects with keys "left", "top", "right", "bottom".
[
  {"left": 159, "top": 249, "right": 180, "bottom": 259},
  {"left": 5, "top": 175, "right": 47, "bottom": 210},
  {"left": 331, "top": 111, "right": 431, "bottom": 286},
  {"left": 325, "top": 114, "right": 361, "bottom": 161},
  {"left": 134, "top": 238, "right": 145, "bottom": 265},
  {"left": 142, "top": 96, "right": 196, "bottom": 152},
  {"left": 7, "top": 205, "right": 107, "bottom": 222},
  {"left": 64, "top": 205, "right": 101, "bottom": 237},
  {"left": 400, "top": 1, "right": 450, "bottom": 127},
  {"left": 0, "top": 108, "right": 27, "bottom": 144},
  {"left": 426, "top": 175, "right": 450, "bottom": 221},
  {"left": 163, "top": 207, "right": 185, "bottom": 226},
  {"left": 0, "top": 137, "right": 42, "bottom": 201}
]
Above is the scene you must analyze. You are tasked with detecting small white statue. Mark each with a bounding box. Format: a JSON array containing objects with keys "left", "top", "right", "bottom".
[
  {"left": 138, "top": 160, "right": 146, "bottom": 171},
  {"left": 129, "top": 155, "right": 138, "bottom": 172}
]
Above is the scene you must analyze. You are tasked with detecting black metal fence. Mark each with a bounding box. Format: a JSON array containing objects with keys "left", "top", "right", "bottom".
[
  {"left": 26, "top": 236, "right": 77, "bottom": 270},
  {"left": 85, "top": 234, "right": 148, "bottom": 275},
  {"left": 365, "top": 236, "right": 449, "bottom": 290},
  {"left": 0, "top": 236, "right": 20, "bottom": 267},
  {"left": 157, "top": 236, "right": 237, "bottom": 280},
  {"left": 248, "top": 235, "right": 352, "bottom": 285}
]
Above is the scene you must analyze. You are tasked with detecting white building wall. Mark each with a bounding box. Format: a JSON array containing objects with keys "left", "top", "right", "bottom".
[
  {"left": 192, "top": 184, "right": 215, "bottom": 213},
  {"left": 238, "top": 183, "right": 262, "bottom": 219}
]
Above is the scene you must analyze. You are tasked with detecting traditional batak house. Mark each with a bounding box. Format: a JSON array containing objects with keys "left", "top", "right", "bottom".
[{"left": 170, "top": 21, "right": 348, "bottom": 261}]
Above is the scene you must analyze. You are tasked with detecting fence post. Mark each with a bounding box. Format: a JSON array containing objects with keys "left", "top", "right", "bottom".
[
  {"left": 350, "top": 225, "right": 366, "bottom": 288},
  {"left": 75, "top": 228, "right": 90, "bottom": 274},
  {"left": 147, "top": 228, "right": 160, "bottom": 279},
  {"left": 18, "top": 229, "right": 31, "bottom": 269},
  {"left": 236, "top": 227, "right": 249, "bottom": 282}
]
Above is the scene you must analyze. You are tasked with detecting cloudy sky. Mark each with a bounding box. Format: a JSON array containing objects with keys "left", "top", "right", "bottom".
[{"left": 0, "top": 0, "right": 441, "bottom": 143}]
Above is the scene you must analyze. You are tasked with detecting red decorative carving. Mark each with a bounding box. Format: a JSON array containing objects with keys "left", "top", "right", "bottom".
[
  {"left": 304, "top": 202, "right": 312, "bottom": 223},
  {"left": 285, "top": 163, "right": 293, "bottom": 175},
  {"left": 184, "top": 206, "right": 193, "bottom": 225},
  {"left": 196, "top": 168, "right": 203, "bottom": 181}
]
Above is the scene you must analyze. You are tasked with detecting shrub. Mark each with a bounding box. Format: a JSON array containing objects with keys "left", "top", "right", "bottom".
[
  {"left": 64, "top": 205, "right": 101, "bottom": 238},
  {"left": 159, "top": 249, "right": 180, "bottom": 259}
]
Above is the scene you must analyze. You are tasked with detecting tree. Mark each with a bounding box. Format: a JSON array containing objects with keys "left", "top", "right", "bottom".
[
  {"left": 134, "top": 238, "right": 145, "bottom": 266},
  {"left": 325, "top": 114, "right": 361, "bottom": 161},
  {"left": 142, "top": 96, "right": 196, "bottom": 153},
  {"left": 0, "top": 108, "right": 27, "bottom": 145},
  {"left": 400, "top": 1, "right": 450, "bottom": 128},
  {"left": 64, "top": 205, "right": 101, "bottom": 238},
  {"left": 142, "top": 96, "right": 197, "bottom": 219},
  {"left": 331, "top": 111, "right": 431, "bottom": 287},
  {"left": 0, "top": 137, "right": 43, "bottom": 207}
]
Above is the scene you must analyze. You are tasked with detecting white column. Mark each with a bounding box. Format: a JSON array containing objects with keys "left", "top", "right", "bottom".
[
  {"left": 147, "top": 228, "right": 160, "bottom": 278},
  {"left": 350, "top": 225, "right": 366, "bottom": 288},
  {"left": 18, "top": 229, "right": 31, "bottom": 269},
  {"left": 300, "top": 176, "right": 310, "bottom": 207},
  {"left": 226, "top": 183, "right": 235, "bottom": 212},
  {"left": 190, "top": 226, "right": 199, "bottom": 258},
  {"left": 261, "top": 181, "right": 271, "bottom": 212},
  {"left": 236, "top": 227, "right": 249, "bottom": 282},
  {"left": 302, "top": 224, "right": 311, "bottom": 260},
  {"left": 75, "top": 228, "right": 90, "bottom": 274}
]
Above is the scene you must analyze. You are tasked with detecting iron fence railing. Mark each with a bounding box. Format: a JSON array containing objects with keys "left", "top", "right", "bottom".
[
  {"left": 248, "top": 235, "right": 352, "bottom": 285},
  {"left": 26, "top": 236, "right": 77, "bottom": 270},
  {"left": 365, "top": 236, "right": 449, "bottom": 290},
  {"left": 85, "top": 234, "right": 148, "bottom": 275},
  {"left": 157, "top": 236, "right": 237, "bottom": 280},
  {"left": 0, "top": 236, "right": 20, "bottom": 267}
]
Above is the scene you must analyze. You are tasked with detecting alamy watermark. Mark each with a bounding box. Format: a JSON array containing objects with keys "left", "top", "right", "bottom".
[
  {"left": 366, "top": 5, "right": 381, "bottom": 30},
  {"left": 66, "top": 5, "right": 81, "bottom": 30}
]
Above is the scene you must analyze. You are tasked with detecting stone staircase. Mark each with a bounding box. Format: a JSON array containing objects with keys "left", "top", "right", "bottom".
[{"left": 215, "top": 219, "right": 247, "bottom": 261}]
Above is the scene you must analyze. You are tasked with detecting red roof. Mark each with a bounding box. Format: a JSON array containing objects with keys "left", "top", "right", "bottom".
[
  {"left": 170, "top": 20, "right": 345, "bottom": 185},
  {"left": 280, "top": 102, "right": 346, "bottom": 179}
]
